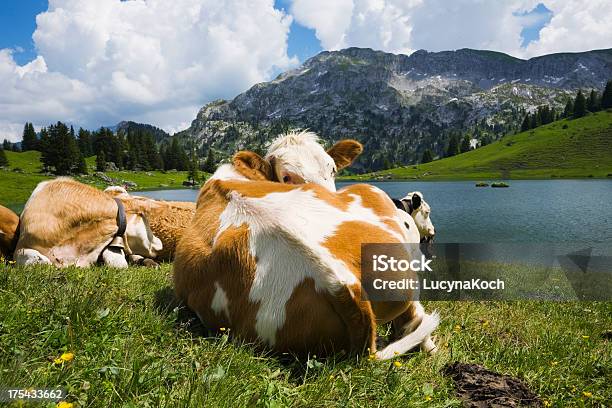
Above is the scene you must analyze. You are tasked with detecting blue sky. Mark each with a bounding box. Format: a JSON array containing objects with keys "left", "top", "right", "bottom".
[
  {"left": 2, "top": 0, "right": 552, "bottom": 67},
  {"left": 0, "top": 0, "right": 47, "bottom": 65}
]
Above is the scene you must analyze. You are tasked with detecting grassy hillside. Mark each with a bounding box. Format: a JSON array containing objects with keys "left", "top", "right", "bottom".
[
  {"left": 348, "top": 111, "right": 612, "bottom": 181},
  {"left": 0, "top": 263, "right": 609, "bottom": 407},
  {"left": 0, "top": 152, "right": 195, "bottom": 212}
]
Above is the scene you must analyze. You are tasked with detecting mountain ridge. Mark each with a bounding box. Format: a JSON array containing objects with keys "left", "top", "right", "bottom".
[{"left": 179, "top": 47, "right": 612, "bottom": 171}]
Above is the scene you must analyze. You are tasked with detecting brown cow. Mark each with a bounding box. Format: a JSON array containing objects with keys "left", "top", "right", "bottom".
[
  {"left": 15, "top": 178, "right": 162, "bottom": 267},
  {"left": 174, "top": 151, "right": 438, "bottom": 359}
]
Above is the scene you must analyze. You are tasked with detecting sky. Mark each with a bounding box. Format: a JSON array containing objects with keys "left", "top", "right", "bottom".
[{"left": 0, "top": 0, "right": 610, "bottom": 142}]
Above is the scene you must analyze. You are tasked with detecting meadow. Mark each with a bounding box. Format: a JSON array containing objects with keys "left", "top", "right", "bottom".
[{"left": 1, "top": 263, "right": 610, "bottom": 407}]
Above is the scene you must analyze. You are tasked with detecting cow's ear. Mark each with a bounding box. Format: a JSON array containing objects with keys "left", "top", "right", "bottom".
[
  {"left": 233, "top": 151, "right": 273, "bottom": 181},
  {"left": 411, "top": 194, "right": 422, "bottom": 211},
  {"left": 327, "top": 139, "right": 363, "bottom": 170}
]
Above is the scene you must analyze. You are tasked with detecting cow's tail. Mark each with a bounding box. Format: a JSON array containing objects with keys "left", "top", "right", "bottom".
[{"left": 375, "top": 311, "right": 440, "bottom": 360}]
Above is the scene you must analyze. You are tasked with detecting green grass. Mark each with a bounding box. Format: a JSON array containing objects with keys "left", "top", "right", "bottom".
[
  {"left": 0, "top": 152, "right": 196, "bottom": 212},
  {"left": 0, "top": 263, "right": 610, "bottom": 407},
  {"left": 346, "top": 111, "right": 612, "bottom": 181}
]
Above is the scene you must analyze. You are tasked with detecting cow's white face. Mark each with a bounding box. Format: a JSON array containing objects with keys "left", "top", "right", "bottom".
[
  {"left": 402, "top": 192, "right": 435, "bottom": 242},
  {"left": 125, "top": 213, "right": 163, "bottom": 258},
  {"left": 265, "top": 131, "right": 362, "bottom": 192}
]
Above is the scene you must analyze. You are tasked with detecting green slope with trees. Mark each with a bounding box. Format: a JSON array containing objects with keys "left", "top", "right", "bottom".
[
  {"left": 0, "top": 150, "right": 195, "bottom": 212},
  {"left": 348, "top": 111, "right": 612, "bottom": 181}
]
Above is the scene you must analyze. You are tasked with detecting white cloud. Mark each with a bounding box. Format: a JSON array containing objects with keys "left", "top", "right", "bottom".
[
  {"left": 0, "top": 0, "right": 297, "bottom": 142},
  {"left": 288, "top": 0, "right": 611, "bottom": 59},
  {"left": 523, "top": 0, "right": 612, "bottom": 57}
]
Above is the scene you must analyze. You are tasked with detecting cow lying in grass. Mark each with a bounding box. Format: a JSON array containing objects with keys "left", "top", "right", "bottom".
[
  {"left": 0, "top": 205, "right": 19, "bottom": 259},
  {"left": 264, "top": 131, "right": 435, "bottom": 352},
  {"left": 103, "top": 186, "right": 196, "bottom": 262},
  {"left": 174, "top": 150, "right": 439, "bottom": 359},
  {"left": 14, "top": 178, "right": 162, "bottom": 267}
]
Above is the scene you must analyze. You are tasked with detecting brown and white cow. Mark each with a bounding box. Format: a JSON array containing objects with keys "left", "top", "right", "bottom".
[
  {"left": 104, "top": 186, "right": 196, "bottom": 262},
  {"left": 15, "top": 178, "right": 162, "bottom": 268},
  {"left": 0, "top": 204, "right": 19, "bottom": 258},
  {"left": 174, "top": 151, "right": 439, "bottom": 359},
  {"left": 266, "top": 131, "right": 435, "bottom": 351}
]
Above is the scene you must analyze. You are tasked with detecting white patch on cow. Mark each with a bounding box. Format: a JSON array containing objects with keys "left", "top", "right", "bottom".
[
  {"left": 101, "top": 247, "right": 129, "bottom": 268},
  {"left": 14, "top": 248, "right": 51, "bottom": 265},
  {"left": 125, "top": 214, "right": 163, "bottom": 258},
  {"left": 211, "top": 282, "right": 231, "bottom": 322},
  {"left": 215, "top": 187, "right": 410, "bottom": 346},
  {"left": 209, "top": 164, "right": 248, "bottom": 181}
]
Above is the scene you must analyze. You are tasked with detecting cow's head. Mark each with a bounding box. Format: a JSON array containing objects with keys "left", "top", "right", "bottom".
[
  {"left": 265, "top": 131, "right": 362, "bottom": 191},
  {"left": 104, "top": 187, "right": 163, "bottom": 258},
  {"left": 401, "top": 192, "right": 435, "bottom": 243}
]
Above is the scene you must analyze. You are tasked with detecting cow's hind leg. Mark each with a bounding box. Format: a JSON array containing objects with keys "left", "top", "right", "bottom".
[
  {"left": 391, "top": 302, "right": 438, "bottom": 354},
  {"left": 326, "top": 284, "right": 377, "bottom": 355},
  {"left": 376, "top": 302, "right": 439, "bottom": 360}
]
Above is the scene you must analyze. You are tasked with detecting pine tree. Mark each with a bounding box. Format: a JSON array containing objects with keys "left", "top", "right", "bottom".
[
  {"left": 2, "top": 139, "right": 11, "bottom": 151},
  {"left": 187, "top": 147, "right": 200, "bottom": 183},
  {"left": 421, "top": 149, "right": 433, "bottom": 164},
  {"left": 445, "top": 135, "right": 459, "bottom": 157},
  {"left": 562, "top": 98, "right": 573, "bottom": 118},
  {"left": 0, "top": 146, "right": 8, "bottom": 167},
  {"left": 78, "top": 128, "right": 93, "bottom": 157},
  {"left": 573, "top": 90, "right": 587, "bottom": 118},
  {"left": 587, "top": 90, "right": 600, "bottom": 112},
  {"left": 460, "top": 134, "right": 471, "bottom": 153},
  {"left": 520, "top": 114, "right": 531, "bottom": 132},
  {"left": 21, "top": 122, "right": 38, "bottom": 151},
  {"left": 601, "top": 80, "right": 612, "bottom": 109},
  {"left": 96, "top": 150, "right": 107, "bottom": 172},
  {"left": 202, "top": 148, "right": 216, "bottom": 173}
]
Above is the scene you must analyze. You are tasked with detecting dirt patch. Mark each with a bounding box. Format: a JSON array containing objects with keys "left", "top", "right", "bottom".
[{"left": 443, "top": 362, "right": 542, "bottom": 407}]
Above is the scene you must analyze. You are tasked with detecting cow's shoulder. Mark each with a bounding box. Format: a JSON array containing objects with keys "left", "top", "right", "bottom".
[{"left": 337, "top": 183, "right": 397, "bottom": 218}]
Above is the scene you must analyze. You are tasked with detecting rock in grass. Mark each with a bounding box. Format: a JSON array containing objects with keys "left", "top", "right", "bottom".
[
  {"left": 491, "top": 182, "right": 509, "bottom": 188},
  {"left": 475, "top": 182, "right": 489, "bottom": 187}
]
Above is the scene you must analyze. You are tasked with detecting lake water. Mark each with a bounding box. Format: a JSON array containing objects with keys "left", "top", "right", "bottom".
[{"left": 138, "top": 180, "right": 612, "bottom": 246}]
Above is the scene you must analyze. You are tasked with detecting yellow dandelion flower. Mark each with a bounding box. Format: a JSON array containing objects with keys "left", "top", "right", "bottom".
[
  {"left": 60, "top": 352, "right": 74, "bottom": 362},
  {"left": 582, "top": 391, "right": 592, "bottom": 398},
  {"left": 329, "top": 375, "right": 334, "bottom": 380},
  {"left": 424, "top": 395, "right": 432, "bottom": 401},
  {"left": 368, "top": 354, "right": 376, "bottom": 361},
  {"left": 453, "top": 324, "right": 462, "bottom": 333},
  {"left": 481, "top": 320, "right": 489, "bottom": 327},
  {"left": 219, "top": 327, "right": 226, "bottom": 331},
  {"left": 581, "top": 335, "right": 590, "bottom": 339},
  {"left": 54, "top": 358, "right": 63, "bottom": 365},
  {"left": 543, "top": 400, "right": 551, "bottom": 407},
  {"left": 393, "top": 361, "right": 402, "bottom": 367},
  {"left": 57, "top": 402, "right": 74, "bottom": 408},
  {"left": 550, "top": 361, "right": 558, "bottom": 366}
]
